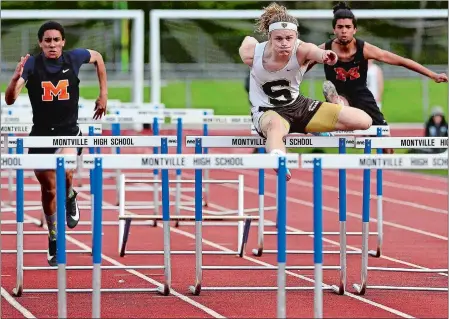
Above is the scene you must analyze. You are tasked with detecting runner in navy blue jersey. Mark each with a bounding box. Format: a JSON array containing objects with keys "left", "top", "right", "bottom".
[{"left": 5, "top": 21, "right": 108, "bottom": 266}]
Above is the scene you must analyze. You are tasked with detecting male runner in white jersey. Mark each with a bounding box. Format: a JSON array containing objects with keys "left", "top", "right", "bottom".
[{"left": 239, "top": 2, "right": 372, "bottom": 180}]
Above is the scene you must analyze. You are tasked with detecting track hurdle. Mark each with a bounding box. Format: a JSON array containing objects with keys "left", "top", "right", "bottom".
[
  {"left": 167, "top": 115, "right": 270, "bottom": 229},
  {"left": 2, "top": 135, "right": 178, "bottom": 297},
  {"left": 302, "top": 145, "right": 448, "bottom": 295},
  {"left": 349, "top": 137, "right": 448, "bottom": 293},
  {"left": 185, "top": 130, "right": 388, "bottom": 294},
  {"left": 85, "top": 147, "right": 306, "bottom": 318},
  {"left": 1, "top": 153, "right": 77, "bottom": 317},
  {"left": 170, "top": 115, "right": 251, "bottom": 210},
  {"left": 5, "top": 143, "right": 171, "bottom": 302},
  {"left": 107, "top": 108, "right": 213, "bottom": 223},
  {"left": 118, "top": 138, "right": 251, "bottom": 258}
]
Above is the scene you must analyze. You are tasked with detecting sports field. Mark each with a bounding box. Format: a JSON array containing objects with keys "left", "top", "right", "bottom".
[
  {"left": 1, "top": 79, "right": 447, "bottom": 176},
  {"left": 3, "top": 78, "right": 447, "bottom": 122}
]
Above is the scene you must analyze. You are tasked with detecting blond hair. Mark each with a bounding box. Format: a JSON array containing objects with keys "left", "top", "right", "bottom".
[{"left": 255, "top": 2, "right": 298, "bottom": 36}]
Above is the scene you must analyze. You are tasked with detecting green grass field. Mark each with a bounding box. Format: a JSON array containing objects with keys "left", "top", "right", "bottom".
[
  {"left": 3, "top": 78, "right": 447, "bottom": 122},
  {"left": 76, "top": 78, "right": 447, "bottom": 123},
  {"left": 2, "top": 79, "right": 447, "bottom": 176}
]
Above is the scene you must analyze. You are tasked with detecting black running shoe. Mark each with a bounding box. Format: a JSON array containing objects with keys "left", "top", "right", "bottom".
[
  {"left": 47, "top": 237, "right": 57, "bottom": 267},
  {"left": 66, "top": 190, "right": 80, "bottom": 229}
]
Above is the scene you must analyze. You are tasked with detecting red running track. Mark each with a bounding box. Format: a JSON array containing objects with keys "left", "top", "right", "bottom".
[{"left": 1, "top": 127, "right": 447, "bottom": 318}]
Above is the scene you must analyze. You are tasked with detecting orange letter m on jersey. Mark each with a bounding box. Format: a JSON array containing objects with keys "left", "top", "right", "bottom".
[{"left": 41, "top": 80, "right": 70, "bottom": 102}]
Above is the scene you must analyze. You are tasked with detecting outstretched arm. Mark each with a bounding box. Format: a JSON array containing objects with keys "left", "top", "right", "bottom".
[
  {"left": 87, "top": 49, "right": 108, "bottom": 119},
  {"left": 239, "top": 36, "right": 258, "bottom": 67},
  {"left": 364, "top": 42, "right": 448, "bottom": 83},
  {"left": 298, "top": 42, "right": 337, "bottom": 68},
  {"left": 304, "top": 43, "right": 325, "bottom": 73},
  {"left": 4, "top": 54, "right": 30, "bottom": 105}
]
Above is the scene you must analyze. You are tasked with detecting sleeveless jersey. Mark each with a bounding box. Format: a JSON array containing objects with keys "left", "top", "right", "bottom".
[
  {"left": 25, "top": 52, "right": 80, "bottom": 129},
  {"left": 323, "top": 38, "right": 368, "bottom": 97},
  {"left": 249, "top": 39, "right": 308, "bottom": 108}
]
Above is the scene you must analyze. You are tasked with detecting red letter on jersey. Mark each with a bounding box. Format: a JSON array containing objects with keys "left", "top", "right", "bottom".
[
  {"left": 334, "top": 67, "right": 360, "bottom": 82},
  {"left": 41, "top": 80, "right": 70, "bottom": 101}
]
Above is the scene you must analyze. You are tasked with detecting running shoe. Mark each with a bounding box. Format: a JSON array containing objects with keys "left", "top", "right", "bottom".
[
  {"left": 66, "top": 189, "right": 80, "bottom": 229},
  {"left": 322, "top": 80, "right": 341, "bottom": 104},
  {"left": 47, "top": 237, "right": 57, "bottom": 267},
  {"left": 274, "top": 167, "right": 292, "bottom": 181}
]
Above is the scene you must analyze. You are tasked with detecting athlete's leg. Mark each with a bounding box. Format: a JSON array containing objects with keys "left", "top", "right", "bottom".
[
  {"left": 259, "top": 110, "right": 290, "bottom": 154},
  {"left": 58, "top": 147, "right": 80, "bottom": 229},
  {"left": 34, "top": 168, "right": 58, "bottom": 266},
  {"left": 258, "top": 111, "right": 292, "bottom": 181},
  {"left": 305, "top": 102, "right": 372, "bottom": 132},
  {"left": 34, "top": 147, "right": 79, "bottom": 266}
]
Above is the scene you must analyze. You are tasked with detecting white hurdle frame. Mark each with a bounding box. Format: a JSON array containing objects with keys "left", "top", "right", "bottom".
[
  {"left": 117, "top": 136, "right": 249, "bottom": 257},
  {"left": 302, "top": 142, "right": 448, "bottom": 294}
]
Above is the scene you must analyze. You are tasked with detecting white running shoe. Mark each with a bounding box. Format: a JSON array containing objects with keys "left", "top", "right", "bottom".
[{"left": 322, "top": 80, "right": 341, "bottom": 105}]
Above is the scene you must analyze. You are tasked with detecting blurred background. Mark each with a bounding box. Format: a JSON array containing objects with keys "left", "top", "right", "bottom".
[{"left": 1, "top": 0, "right": 448, "bottom": 123}]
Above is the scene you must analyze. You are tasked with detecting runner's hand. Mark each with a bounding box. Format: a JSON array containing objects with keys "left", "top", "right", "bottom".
[
  {"left": 432, "top": 73, "right": 448, "bottom": 83},
  {"left": 13, "top": 54, "right": 30, "bottom": 81},
  {"left": 323, "top": 50, "right": 338, "bottom": 66},
  {"left": 93, "top": 95, "right": 107, "bottom": 120}
]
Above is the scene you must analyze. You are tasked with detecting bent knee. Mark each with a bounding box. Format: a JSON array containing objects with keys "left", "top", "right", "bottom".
[
  {"left": 262, "top": 114, "right": 288, "bottom": 133},
  {"left": 358, "top": 111, "right": 373, "bottom": 130},
  {"left": 41, "top": 188, "right": 56, "bottom": 200}
]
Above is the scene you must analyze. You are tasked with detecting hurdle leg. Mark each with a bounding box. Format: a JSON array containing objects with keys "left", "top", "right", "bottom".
[
  {"left": 158, "top": 220, "right": 172, "bottom": 295},
  {"left": 353, "top": 140, "right": 371, "bottom": 295},
  {"left": 189, "top": 140, "right": 203, "bottom": 295},
  {"left": 189, "top": 201, "right": 203, "bottom": 295},
  {"left": 56, "top": 158, "right": 68, "bottom": 318},
  {"left": 370, "top": 128, "right": 383, "bottom": 258},
  {"left": 92, "top": 158, "right": 103, "bottom": 318},
  {"left": 237, "top": 175, "right": 244, "bottom": 255},
  {"left": 174, "top": 173, "right": 181, "bottom": 227},
  {"left": 12, "top": 221, "right": 24, "bottom": 297},
  {"left": 119, "top": 220, "right": 132, "bottom": 257},
  {"left": 252, "top": 148, "right": 265, "bottom": 257},
  {"left": 118, "top": 174, "right": 126, "bottom": 255},
  {"left": 158, "top": 140, "right": 171, "bottom": 296},
  {"left": 277, "top": 157, "right": 287, "bottom": 319},
  {"left": 115, "top": 168, "right": 121, "bottom": 206},
  {"left": 174, "top": 117, "right": 183, "bottom": 228},
  {"left": 369, "top": 167, "right": 383, "bottom": 258},
  {"left": 152, "top": 171, "right": 159, "bottom": 226},
  {"left": 332, "top": 137, "right": 347, "bottom": 295},
  {"left": 239, "top": 219, "right": 252, "bottom": 258},
  {"left": 204, "top": 169, "right": 210, "bottom": 206},
  {"left": 202, "top": 121, "right": 209, "bottom": 207},
  {"left": 152, "top": 117, "right": 159, "bottom": 227},
  {"left": 12, "top": 143, "right": 24, "bottom": 297},
  {"left": 313, "top": 159, "right": 323, "bottom": 319}
]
